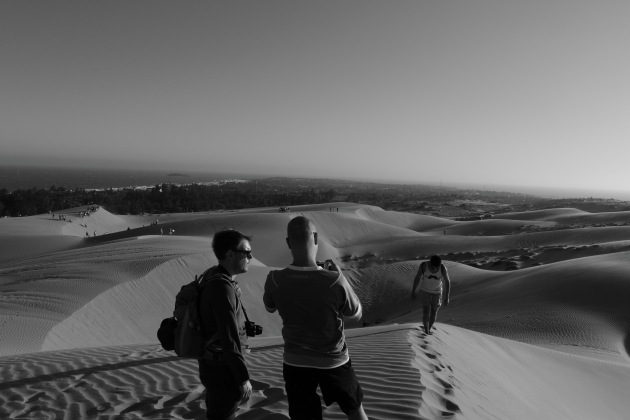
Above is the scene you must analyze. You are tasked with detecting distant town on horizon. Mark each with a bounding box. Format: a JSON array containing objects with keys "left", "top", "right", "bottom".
[{"left": 2, "top": 164, "right": 629, "bottom": 202}]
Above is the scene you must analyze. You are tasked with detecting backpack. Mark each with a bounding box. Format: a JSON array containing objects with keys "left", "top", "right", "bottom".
[{"left": 157, "top": 269, "right": 217, "bottom": 358}]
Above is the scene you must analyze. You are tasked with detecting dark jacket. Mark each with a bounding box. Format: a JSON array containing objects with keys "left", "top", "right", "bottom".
[{"left": 198, "top": 265, "right": 249, "bottom": 385}]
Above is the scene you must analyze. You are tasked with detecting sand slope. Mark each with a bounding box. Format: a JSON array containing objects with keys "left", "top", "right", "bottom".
[{"left": 1, "top": 204, "right": 630, "bottom": 419}]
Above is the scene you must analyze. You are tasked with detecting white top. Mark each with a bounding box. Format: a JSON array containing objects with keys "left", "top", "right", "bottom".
[{"left": 419, "top": 262, "right": 446, "bottom": 294}]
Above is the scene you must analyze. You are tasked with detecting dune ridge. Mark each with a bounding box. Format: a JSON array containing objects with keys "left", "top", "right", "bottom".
[{"left": 2, "top": 203, "right": 630, "bottom": 418}]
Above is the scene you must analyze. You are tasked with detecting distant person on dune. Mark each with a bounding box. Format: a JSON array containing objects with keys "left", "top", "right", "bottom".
[
  {"left": 411, "top": 255, "right": 451, "bottom": 335},
  {"left": 263, "top": 216, "right": 368, "bottom": 420},
  {"left": 197, "top": 229, "right": 254, "bottom": 420}
]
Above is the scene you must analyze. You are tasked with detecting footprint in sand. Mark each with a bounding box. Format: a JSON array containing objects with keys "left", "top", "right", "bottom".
[
  {"left": 410, "top": 328, "right": 461, "bottom": 419},
  {"left": 435, "top": 377, "right": 455, "bottom": 396},
  {"left": 423, "top": 388, "right": 461, "bottom": 418}
]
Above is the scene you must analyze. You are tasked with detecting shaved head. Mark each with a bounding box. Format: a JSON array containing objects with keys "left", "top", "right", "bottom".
[
  {"left": 286, "top": 216, "right": 319, "bottom": 265},
  {"left": 287, "top": 216, "right": 316, "bottom": 244}
]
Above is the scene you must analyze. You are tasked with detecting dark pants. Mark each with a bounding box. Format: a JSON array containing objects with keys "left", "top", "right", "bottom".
[
  {"left": 198, "top": 360, "right": 241, "bottom": 420},
  {"left": 283, "top": 360, "right": 363, "bottom": 420},
  {"left": 420, "top": 290, "right": 442, "bottom": 332}
]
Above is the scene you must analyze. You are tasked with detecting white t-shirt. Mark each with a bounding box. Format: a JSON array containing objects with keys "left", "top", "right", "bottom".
[{"left": 419, "top": 262, "right": 447, "bottom": 294}]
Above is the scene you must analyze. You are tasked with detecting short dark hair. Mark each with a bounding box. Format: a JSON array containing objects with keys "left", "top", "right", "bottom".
[
  {"left": 430, "top": 255, "right": 441, "bottom": 266},
  {"left": 212, "top": 229, "right": 251, "bottom": 261}
]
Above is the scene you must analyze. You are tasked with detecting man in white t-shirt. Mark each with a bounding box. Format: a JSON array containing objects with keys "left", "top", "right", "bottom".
[
  {"left": 263, "top": 216, "right": 368, "bottom": 420},
  {"left": 411, "top": 255, "right": 451, "bottom": 335}
]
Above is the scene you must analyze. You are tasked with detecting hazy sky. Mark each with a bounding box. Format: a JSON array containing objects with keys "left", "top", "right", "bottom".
[{"left": 1, "top": 1, "right": 629, "bottom": 195}]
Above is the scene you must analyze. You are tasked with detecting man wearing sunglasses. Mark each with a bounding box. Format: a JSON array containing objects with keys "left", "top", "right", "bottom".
[
  {"left": 197, "top": 229, "right": 254, "bottom": 420},
  {"left": 411, "top": 255, "right": 451, "bottom": 335}
]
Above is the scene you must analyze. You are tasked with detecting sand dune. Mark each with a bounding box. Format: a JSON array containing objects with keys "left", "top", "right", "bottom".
[
  {"left": 495, "top": 207, "right": 630, "bottom": 225},
  {"left": 1, "top": 203, "right": 630, "bottom": 419},
  {"left": 493, "top": 207, "right": 589, "bottom": 220}
]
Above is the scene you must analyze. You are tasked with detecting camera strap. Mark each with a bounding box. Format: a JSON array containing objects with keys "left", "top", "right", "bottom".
[{"left": 242, "top": 304, "right": 252, "bottom": 323}]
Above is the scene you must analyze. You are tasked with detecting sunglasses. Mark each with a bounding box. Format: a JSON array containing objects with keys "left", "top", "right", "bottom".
[{"left": 231, "top": 249, "right": 253, "bottom": 259}]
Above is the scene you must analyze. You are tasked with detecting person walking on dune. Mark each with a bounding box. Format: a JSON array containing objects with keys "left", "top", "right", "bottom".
[
  {"left": 411, "top": 255, "right": 451, "bottom": 335},
  {"left": 263, "top": 216, "right": 369, "bottom": 420},
  {"left": 197, "top": 229, "right": 254, "bottom": 420}
]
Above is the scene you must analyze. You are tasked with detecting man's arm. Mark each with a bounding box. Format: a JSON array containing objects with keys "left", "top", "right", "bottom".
[
  {"left": 411, "top": 262, "right": 424, "bottom": 300},
  {"left": 441, "top": 265, "right": 451, "bottom": 306},
  {"left": 262, "top": 271, "right": 277, "bottom": 313},
  {"left": 208, "top": 280, "right": 250, "bottom": 385},
  {"left": 335, "top": 268, "right": 363, "bottom": 321}
]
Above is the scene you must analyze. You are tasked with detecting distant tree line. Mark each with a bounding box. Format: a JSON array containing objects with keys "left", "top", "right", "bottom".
[
  {"left": 0, "top": 181, "right": 336, "bottom": 217},
  {"left": 5, "top": 177, "right": 614, "bottom": 219}
]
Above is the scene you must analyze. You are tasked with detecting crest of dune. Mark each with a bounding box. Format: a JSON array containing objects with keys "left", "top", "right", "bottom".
[{"left": 2, "top": 203, "right": 630, "bottom": 419}]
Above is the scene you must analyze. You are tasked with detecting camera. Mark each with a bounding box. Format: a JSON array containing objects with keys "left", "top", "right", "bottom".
[
  {"left": 317, "top": 260, "right": 336, "bottom": 270},
  {"left": 245, "top": 320, "right": 263, "bottom": 337}
]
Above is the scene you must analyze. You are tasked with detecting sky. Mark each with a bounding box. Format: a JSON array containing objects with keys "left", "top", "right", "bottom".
[{"left": 1, "top": 1, "right": 629, "bottom": 197}]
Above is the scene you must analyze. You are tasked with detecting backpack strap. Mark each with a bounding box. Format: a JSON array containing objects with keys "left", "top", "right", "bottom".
[
  {"left": 196, "top": 267, "right": 216, "bottom": 288},
  {"left": 194, "top": 270, "right": 213, "bottom": 339},
  {"left": 205, "top": 273, "right": 254, "bottom": 324},
  {"left": 198, "top": 270, "right": 252, "bottom": 357},
  {"left": 199, "top": 270, "right": 249, "bottom": 330}
]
